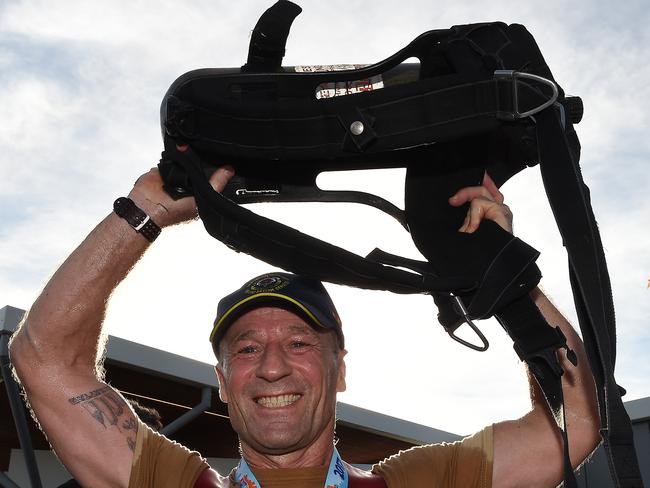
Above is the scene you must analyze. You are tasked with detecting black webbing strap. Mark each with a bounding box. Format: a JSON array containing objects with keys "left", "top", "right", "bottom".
[
  {"left": 164, "top": 76, "right": 543, "bottom": 160},
  {"left": 496, "top": 296, "right": 578, "bottom": 488},
  {"left": 159, "top": 140, "right": 476, "bottom": 296},
  {"left": 537, "top": 108, "right": 644, "bottom": 487}
]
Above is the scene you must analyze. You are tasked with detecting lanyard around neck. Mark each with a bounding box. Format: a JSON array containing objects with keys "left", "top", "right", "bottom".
[{"left": 235, "top": 447, "right": 348, "bottom": 488}]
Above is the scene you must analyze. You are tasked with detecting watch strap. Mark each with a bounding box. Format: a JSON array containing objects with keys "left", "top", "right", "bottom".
[{"left": 113, "top": 197, "right": 161, "bottom": 242}]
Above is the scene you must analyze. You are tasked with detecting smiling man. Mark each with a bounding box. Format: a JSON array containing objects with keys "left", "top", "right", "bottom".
[
  {"left": 212, "top": 275, "right": 346, "bottom": 459},
  {"left": 9, "top": 166, "right": 600, "bottom": 488}
]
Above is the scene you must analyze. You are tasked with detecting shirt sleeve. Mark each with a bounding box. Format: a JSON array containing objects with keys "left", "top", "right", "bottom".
[
  {"left": 371, "top": 425, "right": 493, "bottom": 488},
  {"left": 128, "top": 419, "right": 211, "bottom": 488}
]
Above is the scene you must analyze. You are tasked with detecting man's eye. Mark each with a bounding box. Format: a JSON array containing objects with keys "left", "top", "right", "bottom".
[
  {"left": 291, "top": 341, "right": 308, "bottom": 349},
  {"left": 238, "top": 345, "right": 257, "bottom": 354}
]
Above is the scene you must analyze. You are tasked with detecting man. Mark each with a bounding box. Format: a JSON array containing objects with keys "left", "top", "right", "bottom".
[{"left": 9, "top": 164, "right": 600, "bottom": 487}]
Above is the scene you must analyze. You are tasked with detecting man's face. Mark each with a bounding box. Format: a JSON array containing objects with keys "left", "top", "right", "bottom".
[{"left": 215, "top": 306, "right": 346, "bottom": 456}]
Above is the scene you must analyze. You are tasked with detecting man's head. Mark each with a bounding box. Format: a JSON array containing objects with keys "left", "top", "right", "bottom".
[{"left": 210, "top": 272, "right": 347, "bottom": 457}]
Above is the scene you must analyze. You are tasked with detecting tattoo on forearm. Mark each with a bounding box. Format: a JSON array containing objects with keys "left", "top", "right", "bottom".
[
  {"left": 78, "top": 391, "right": 124, "bottom": 428},
  {"left": 68, "top": 386, "right": 138, "bottom": 452},
  {"left": 69, "top": 386, "right": 112, "bottom": 405}
]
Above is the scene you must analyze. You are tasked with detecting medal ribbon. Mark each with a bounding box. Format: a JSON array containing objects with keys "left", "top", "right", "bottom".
[{"left": 235, "top": 447, "right": 348, "bottom": 488}]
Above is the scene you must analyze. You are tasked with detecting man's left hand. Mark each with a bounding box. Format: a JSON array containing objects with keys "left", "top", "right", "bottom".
[{"left": 448, "top": 172, "right": 513, "bottom": 234}]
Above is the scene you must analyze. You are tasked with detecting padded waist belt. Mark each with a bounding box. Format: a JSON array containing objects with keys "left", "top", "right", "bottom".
[{"left": 157, "top": 2, "right": 644, "bottom": 487}]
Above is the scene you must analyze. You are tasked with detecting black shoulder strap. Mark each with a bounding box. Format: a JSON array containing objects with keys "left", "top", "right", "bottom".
[
  {"left": 242, "top": 0, "right": 302, "bottom": 73},
  {"left": 537, "top": 108, "right": 644, "bottom": 488}
]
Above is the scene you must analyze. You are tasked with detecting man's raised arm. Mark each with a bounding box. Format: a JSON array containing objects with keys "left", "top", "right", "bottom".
[
  {"left": 492, "top": 288, "right": 601, "bottom": 488},
  {"left": 450, "top": 173, "right": 601, "bottom": 488},
  {"left": 9, "top": 165, "right": 233, "bottom": 488}
]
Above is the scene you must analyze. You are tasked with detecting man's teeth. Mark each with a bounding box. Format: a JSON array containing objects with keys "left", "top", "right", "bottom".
[{"left": 256, "top": 394, "right": 301, "bottom": 408}]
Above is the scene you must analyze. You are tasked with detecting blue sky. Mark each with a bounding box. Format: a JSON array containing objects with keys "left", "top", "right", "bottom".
[{"left": 1, "top": 0, "right": 648, "bottom": 436}]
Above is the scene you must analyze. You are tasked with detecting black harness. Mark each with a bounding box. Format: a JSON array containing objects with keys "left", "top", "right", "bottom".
[{"left": 157, "top": 2, "right": 644, "bottom": 487}]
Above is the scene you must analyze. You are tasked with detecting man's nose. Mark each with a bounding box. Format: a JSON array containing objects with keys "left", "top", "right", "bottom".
[{"left": 255, "top": 343, "right": 292, "bottom": 382}]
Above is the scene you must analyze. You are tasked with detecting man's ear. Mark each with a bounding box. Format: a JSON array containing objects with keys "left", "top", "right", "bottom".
[
  {"left": 336, "top": 349, "right": 347, "bottom": 393},
  {"left": 215, "top": 365, "right": 229, "bottom": 403}
]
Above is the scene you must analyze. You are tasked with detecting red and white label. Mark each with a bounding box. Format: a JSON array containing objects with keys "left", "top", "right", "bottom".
[{"left": 295, "top": 64, "right": 384, "bottom": 99}]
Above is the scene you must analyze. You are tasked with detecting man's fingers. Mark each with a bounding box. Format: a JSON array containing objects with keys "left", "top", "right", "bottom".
[
  {"left": 451, "top": 172, "right": 511, "bottom": 234},
  {"left": 448, "top": 172, "right": 504, "bottom": 207},
  {"left": 457, "top": 197, "right": 513, "bottom": 234},
  {"left": 449, "top": 185, "right": 494, "bottom": 206},
  {"left": 482, "top": 172, "right": 504, "bottom": 204},
  {"left": 128, "top": 164, "right": 234, "bottom": 228},
  {"left": 208, "top": 165, "right": 235, "bottom": 193},
  {"left": 465, "top": 198, "right": 488, "bottom": 233}
]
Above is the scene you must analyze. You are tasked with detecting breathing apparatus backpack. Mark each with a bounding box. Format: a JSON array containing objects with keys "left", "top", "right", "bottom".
[{"left": 157, "top": 2, "right": 644, "bottom": 487}]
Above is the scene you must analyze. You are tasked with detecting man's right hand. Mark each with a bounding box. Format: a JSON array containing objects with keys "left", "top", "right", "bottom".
[{"left": 128, "top": 162, "right": 234, "bottom": 228}]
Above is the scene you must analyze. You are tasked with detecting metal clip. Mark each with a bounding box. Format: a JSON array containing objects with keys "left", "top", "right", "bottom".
[
  {"left": 446, "top": 294, "right": 489, "bottom": 352},
  {"left": 494, "top": 70, "right": 559, "bottom": 120}
]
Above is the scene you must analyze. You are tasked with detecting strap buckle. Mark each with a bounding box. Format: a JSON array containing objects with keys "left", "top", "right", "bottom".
[
  {"left": 514, "top": 326, "right": 578, "bottom": 380},
  {"left": 445, "top": 294, "right": 489, "bottom": 352},
  {"left": 494, "top": 70, "right": 559, "bottom": 120}
]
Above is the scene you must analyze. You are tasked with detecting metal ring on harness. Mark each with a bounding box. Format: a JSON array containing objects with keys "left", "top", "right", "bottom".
[{"left": 494, "top": 70, "right": 560, "bottom": 120}]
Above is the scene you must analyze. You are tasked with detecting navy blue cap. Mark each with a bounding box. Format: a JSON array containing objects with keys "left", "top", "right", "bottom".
[{"left": 210, "top": 272, "right": 344, "bottom": 354}]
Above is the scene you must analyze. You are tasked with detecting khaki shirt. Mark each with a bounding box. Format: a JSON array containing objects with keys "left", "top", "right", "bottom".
[{"left": 129, "top": 420, "right": 493, "bottom": 488}]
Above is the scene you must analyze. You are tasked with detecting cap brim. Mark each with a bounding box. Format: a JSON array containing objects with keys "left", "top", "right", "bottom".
[{"left": 209, "top": 292, "right": 328, "bottom": 344}]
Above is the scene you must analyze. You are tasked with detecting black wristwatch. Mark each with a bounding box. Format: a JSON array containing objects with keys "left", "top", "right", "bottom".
[{"left": 113, "top": 197, "right": 161, "bottom": 242}]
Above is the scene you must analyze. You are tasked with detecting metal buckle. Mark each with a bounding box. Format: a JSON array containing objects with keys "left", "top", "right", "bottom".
[
  {"left": 134, "top": 215, "right": 150, "bottom": 231},
  {"left": 494, "top": 70, "right": 559, "bottom": 120},
  {"left": 446, "top": 294, "right": 489, "bottom": 352}
]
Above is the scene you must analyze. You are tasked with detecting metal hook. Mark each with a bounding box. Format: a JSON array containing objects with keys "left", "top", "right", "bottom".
[{"left": 446, "top": 294, "right": 490, "bottom": 352}]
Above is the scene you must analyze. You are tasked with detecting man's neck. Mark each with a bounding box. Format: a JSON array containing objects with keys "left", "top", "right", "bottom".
[{"left": 239, "top": 436, "right": 336, "bottom": 470}]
